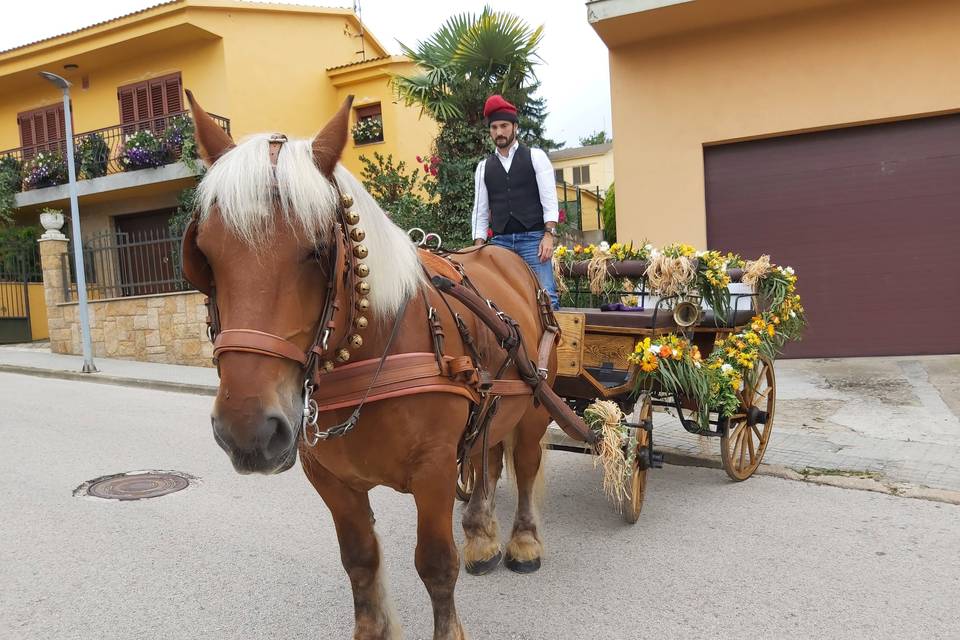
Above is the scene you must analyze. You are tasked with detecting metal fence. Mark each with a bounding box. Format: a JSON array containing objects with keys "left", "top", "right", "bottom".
[
  {"left": 0, "top": 246, "right": 42, "bottom": 343},
  {"left": 61, "top": 228, "right": 192, "bottom": 302},
  {"left": 0, "top": 110, "right": 230, "bottom": 190}
]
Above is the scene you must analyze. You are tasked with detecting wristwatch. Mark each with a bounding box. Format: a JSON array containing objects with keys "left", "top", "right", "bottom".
[{"left": 546, "top": 226, "right": 559, "bottom": 238}]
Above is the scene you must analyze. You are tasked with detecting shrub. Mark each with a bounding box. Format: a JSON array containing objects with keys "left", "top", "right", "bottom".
[{"left": 75, "top": 133, "right": 109, "bottom": 179}]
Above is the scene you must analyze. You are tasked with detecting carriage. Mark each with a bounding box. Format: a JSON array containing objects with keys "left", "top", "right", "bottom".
[{"left": 457, "top": 244, "right": 804, "bottom": 524}]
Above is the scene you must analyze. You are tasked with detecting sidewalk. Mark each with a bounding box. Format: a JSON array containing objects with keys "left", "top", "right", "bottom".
[{"left": 2, "top": 343, "right": 959, "bottom": 495}]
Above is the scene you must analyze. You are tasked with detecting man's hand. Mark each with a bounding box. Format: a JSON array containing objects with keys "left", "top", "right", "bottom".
[
  {"left": 474, "top": 239, "right": 485, "bottom": 247},
  {"left": 538, "top": 233, "right": 555, "bottom": 263}
]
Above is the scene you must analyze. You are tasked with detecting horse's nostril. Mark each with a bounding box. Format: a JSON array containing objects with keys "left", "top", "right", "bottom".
[{"left": 263, "top": 416, "right": 293, "bottom": 459}]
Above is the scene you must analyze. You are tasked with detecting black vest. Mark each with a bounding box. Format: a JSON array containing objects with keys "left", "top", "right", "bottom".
[{"left": 484, "top": 145, "right": 544, "bottom": 235}]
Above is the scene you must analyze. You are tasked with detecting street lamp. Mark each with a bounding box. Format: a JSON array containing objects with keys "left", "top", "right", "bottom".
[{"left": 40, "top": 71, "right": 97, "bottom": 373}]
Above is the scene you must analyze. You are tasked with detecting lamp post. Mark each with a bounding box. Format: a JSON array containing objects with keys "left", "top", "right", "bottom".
[{"left": 40, "top": 71, "right": 97, "bottom": 373}]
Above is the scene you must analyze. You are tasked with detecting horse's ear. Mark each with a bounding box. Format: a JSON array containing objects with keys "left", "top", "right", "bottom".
[
  {"left": 312, "top": 95, "right": 354, "bottom": 177},
  {"left": 185, "top": 89, "right": 235, "bottom": 167}
]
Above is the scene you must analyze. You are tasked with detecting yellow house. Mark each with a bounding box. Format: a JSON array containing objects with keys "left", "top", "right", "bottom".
[
  {"left": 588, "top": 0, "right": 960, "bottom": 358},
  {"left": 549, "top": 142, "right": 614, "bottom": 197},
  {"left": 0, "top": 0, "right": 436, "bottom": 346},
  {"left": 0, "top": 0, "right": 435, "bottom": 236}
]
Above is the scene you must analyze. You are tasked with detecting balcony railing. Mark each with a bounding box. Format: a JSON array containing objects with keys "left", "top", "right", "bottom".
[{"left": 0, "top": 110, "right": 229, "bottom": 192}]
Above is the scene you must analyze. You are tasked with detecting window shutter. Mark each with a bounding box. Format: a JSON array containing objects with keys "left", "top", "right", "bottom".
[
  {"left": 134, "top": 85, "right": 149, "bottom": 128},
  {"left": 572, "top": 166, "right": 581, "bottom": 184},
  {"left": 119, "top": 88, "right": 135, "bottom": 124},
  {"left": 554, "top": 168, "right": 563, "bottom": 183},
  {"left": 164, "top": 75, "right": 182, "bottom": 113},
  {"left": 581, "top": 165, "right": 590, "bottom": 184}
]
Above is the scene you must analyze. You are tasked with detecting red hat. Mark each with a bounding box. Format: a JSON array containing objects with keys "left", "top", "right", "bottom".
[{"left": 483, "top": 95, "right": 518, "bottom": 124}]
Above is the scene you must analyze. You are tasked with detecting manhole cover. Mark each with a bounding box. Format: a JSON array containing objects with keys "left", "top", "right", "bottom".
[{"left": 74, "top": 470, "right": 196, "bottom": 501}]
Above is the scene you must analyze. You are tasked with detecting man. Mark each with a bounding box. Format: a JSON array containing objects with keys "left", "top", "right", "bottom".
[{"left": 471, "top": 94, "right": 561, "bottom": 309}]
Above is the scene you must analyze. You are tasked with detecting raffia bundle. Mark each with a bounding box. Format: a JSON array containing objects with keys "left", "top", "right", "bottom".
[
  {"left": 552, "top": 257, "right": 569, "bottom": 297},
  {"left": 587, "top": 251, "right": 613, "bottom": 295},
  {"left": 742, "top": 254, "right": 771, "bottom": 286},
  {"left": 644, "top": 253, "right": 697, "bottom": 297},
  {"left": 586, "top": 400, "right": 630, "bottom": 509}
]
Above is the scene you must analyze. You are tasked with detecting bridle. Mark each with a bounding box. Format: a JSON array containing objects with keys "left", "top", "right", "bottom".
[{"left": 180, "top": 134, "right": 377, "bottom": 444}]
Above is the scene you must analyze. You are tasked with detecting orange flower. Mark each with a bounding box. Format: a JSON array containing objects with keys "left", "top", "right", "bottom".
[{"left": 659, "top": 345, "right": 672, "bottom": 359}]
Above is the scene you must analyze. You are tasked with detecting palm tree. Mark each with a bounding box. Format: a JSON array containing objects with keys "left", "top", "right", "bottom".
[{"left": 392, "top": 7, "right": 543, "bottom": 125}]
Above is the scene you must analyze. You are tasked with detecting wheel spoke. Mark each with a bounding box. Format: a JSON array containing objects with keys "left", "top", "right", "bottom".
[
  {"left": 746, "top": 426, "right": 756, "bottom": 466},
  {"left": 751, "top": 424, "right": 763, "bottom": 442},
  {"left": 737, "top": 426, "right": 747, "bottom": 470}
]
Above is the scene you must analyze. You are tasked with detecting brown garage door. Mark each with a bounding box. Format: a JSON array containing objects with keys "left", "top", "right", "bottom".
[{"left": 705, "top": 114, "right": 960, "bottom": 358}]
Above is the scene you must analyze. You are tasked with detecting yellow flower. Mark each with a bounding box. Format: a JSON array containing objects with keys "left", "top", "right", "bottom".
[{"left": 767, "top": 325, "right": 776, "bottom": 337}]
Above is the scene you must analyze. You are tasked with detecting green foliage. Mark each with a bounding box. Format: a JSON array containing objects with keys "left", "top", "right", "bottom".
[
  {"left": 602, "top": 182, "right": 616, "bottom": 242},
  {"left": 22, "top": 151, "right": 67, "bottom": 190},
  {"left": 393, "top": 8, "right": 557, "bottom": 247},
  {"left": 393, "top": 8, "right": 543, "bottom": 125},
  {"left": 169, "top": 185, "right": 198, "bottom": 237},
  {"left": 358, "top": 153, "right": 431, "bottom": 232},
  {"left": 75, "top": 133, "right": 109, "bottom": 179},
  {"left": 0, "top": 155, "right": 22, "bottom": 225},
  {"left": 579, "top": 130, "right": 611, "bottom": 146},
  {"left": 0, "top": 224, "right": 42, "bottom": 273},
  {"left": 352, "top": 118, "right": 384, "bottom": 145}
]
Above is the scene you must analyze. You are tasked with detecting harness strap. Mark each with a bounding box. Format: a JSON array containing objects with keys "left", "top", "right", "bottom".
[{"left": 213, "top": 329, "right": 308, "bottom": 365}]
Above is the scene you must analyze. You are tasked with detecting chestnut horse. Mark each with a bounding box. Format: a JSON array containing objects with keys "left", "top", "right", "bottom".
[{"left": 183, "top": 92, "right": 556, "bottom": 639}]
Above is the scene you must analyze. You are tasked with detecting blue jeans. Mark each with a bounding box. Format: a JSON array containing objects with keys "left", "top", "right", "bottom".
[{"left": 490, "top": 231, "right": 559, "bottom": 309}]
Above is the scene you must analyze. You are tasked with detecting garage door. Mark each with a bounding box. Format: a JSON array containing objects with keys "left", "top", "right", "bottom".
[{"left": 705, "top": 114, "right": 960, "bottom": 358}]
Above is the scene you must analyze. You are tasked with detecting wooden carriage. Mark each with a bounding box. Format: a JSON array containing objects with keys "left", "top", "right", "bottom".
[{"left": 549, "top": 259, "right": 777, "bottom": 522}]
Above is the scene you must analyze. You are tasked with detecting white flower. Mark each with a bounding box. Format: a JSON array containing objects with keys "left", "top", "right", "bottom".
[
  {"left": 789, "top": 311, "right": 796, "bottom": 318},
  {"left": 694, "top": 361, "right": 702, "bottom": 368},
  {"left": 644, "top": 243, "right": 653, "bottom": 251},
  {"left": 648, "top": 344, "right": 661, "bottom": 356},
  {"left": 598, "top": 241, "right": 610, "bottom": 252},
  {"left": 650, "top": 247, "right": 660, "bottom": 258},
  {"left": 695, "top": 250, "right": 706, "bottom": 258},
  {"left": 785, "top": 266, "right": 795, "bottom": 275},
  {"left": 721, "top": 363, "right": 733, "bottom": 373}
]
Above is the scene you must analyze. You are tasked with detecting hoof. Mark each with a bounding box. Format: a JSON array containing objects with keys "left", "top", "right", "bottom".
[
  {"left": 505, "top": 555, "right": 541, "bottom": 574},
  {"left": 465, "top": 550, "right": 502, "bottom": 576}
]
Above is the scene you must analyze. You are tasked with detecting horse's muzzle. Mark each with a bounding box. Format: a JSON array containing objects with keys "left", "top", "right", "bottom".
[{"left": 211, "top": 412, "right": 298, "bottom": 475}]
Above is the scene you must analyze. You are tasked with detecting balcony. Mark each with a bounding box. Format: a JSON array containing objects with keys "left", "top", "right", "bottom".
[{"left": 0, "top": 111, "right": 230, "bottom": 209}]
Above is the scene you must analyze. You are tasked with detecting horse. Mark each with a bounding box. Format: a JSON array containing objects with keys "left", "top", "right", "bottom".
[{"left": 181, "top": 91, "right": 558, "bottom": 640}]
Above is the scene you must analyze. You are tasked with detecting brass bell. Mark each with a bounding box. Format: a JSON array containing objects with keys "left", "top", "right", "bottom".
[
  {"left": 356, "top": 297, "right": 370, "bottom": 311},
  {"left": 321, "top": 360, "right": 335, "bottom": 373},
  {"left": 345, "top": 211, "right": 361, "bottom": 226},
  {"left": 356, "top": 281, "right": 371, "bottom": 295},
  {"left": 341, "top": 193, "right": 354, "bottom": 209},
  {"left": 355, "top": 263, "right": 370, "bottom": 278},
  {"left": 353, "top": 244, "right": 368, "bottom": 259},
  {"left": 349, "top": 334, "right": 363, "bottom": 348},
  {"left": 350, "top": 227, "right": 366, "bottom": 242},
  {"left": 336, "top": 348, "right": 351, "bottom": 363},
  {"left": 355, "top": 315, "right": 368, "bottom": 330}
]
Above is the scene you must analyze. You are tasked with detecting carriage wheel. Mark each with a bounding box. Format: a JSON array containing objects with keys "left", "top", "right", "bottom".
[
  {"left": 720, "top": 355, "right": 776, "bottom": 481},
  {"left": 624, "top": 396, "right": 652, "bottom": 524},
  {"left": 456, "top": 457, "right": 474, "bottom": 502}
]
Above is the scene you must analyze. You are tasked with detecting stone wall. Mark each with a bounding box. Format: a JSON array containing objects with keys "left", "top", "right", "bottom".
[{"left": 39, "top": 235, "right": 214, "bottom": 367}]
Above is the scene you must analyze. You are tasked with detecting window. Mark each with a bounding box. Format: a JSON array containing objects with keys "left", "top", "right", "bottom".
[
  {"left": 572, "top": 164, "right": 591, "bottom": 185},
  {"left": 353, "top": 103, "right": 384, "bottom": 144},
  {"left": 554, "top": 168, "right": 564, "bottom": 183},
  {"left": 17, "top": 104, "right": 66, "bottom": 158},
  {"left": 117, "top": 72, "right": 183, "bottom": 134}
]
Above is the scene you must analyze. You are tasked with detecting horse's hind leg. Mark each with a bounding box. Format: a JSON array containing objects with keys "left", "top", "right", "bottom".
[
  {"left": 411, "top": 459, "right": 467, "bottom": 640},
  {"left": 461, "top": 442, "right": 504, "bottom": 575},
  {"left": 504, "top": 409, "right": 549, "bottom": 573},
  {"left": 300, "top": 454, "right": 400, "bottom": 640}
]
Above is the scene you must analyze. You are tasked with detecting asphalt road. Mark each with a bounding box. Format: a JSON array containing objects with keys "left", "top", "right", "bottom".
[{"left": 2, "top": 371, "right": 958, "bottom": 640}]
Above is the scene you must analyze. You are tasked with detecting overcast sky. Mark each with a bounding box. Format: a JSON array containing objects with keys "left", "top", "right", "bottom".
[{"left": 0, "top": 0, "right": 611, "bottom": 148}]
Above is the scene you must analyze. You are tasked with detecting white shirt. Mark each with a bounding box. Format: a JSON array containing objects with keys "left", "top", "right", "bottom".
[{"left": 471, "top": 140, "right": 560, "bottom": 240}]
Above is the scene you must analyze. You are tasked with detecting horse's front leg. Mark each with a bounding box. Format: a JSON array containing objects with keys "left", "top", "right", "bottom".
[
  {"left": 411, "top": 456, "right": 467, "bottom": 640},
  {"left": 300, "top": 453, "right": 401, "bottom": 640}
]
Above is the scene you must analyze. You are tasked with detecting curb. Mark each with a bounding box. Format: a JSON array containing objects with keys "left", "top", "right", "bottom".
[
  {"left": 0, "top": 363, "right": 217, "bottom": 396},
  {"left": 658, "top": 446, "right": 960, "bottom": 506}
]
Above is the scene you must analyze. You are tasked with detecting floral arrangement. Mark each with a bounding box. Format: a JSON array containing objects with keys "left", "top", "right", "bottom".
[
  {"left": 22, "top": 151, "right": 68, "bottom": 190},
  {"left": 120, "top": 129, "right": 169, "bottom": 170},
  {"left": 75, "top": 133, "right": 110, "bottom": 179},
  {"left": 416, "top": 154, "right": 440, "bottom": 177},
  {"left": 625, "top": 260, "right": 805, "bottom": 427},
  {"left": 352, "top": 117, "right": 383, "bottom": 145}
]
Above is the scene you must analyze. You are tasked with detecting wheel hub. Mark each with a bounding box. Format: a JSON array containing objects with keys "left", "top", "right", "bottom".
[{"left": 746, "top": 405, "right": 768, "bottom": 426}]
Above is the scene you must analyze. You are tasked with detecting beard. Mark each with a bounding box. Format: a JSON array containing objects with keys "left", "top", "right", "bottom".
[{"left": 494, "top": 130, "right": 516, "bottom": 149}]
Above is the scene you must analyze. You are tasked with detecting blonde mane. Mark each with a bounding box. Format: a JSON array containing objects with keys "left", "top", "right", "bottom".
[{"left": 196, "top": 134, "right": 424, "bottom": 316}]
